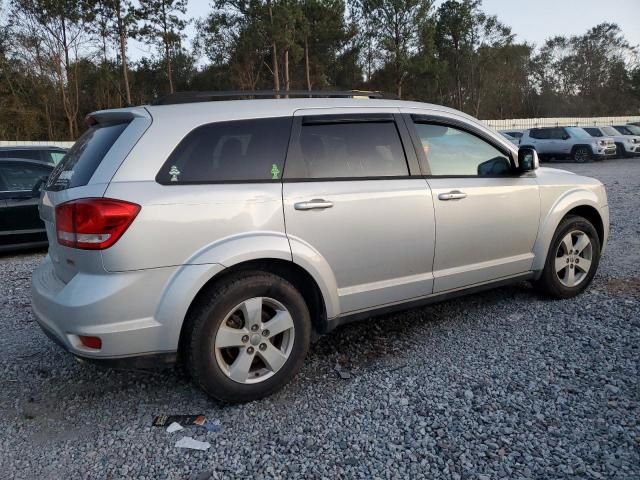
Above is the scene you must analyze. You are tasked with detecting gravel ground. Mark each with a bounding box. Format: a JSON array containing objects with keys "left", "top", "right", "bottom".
[{"left": 1, "top": 158, "right": 639, "bottom": 480}]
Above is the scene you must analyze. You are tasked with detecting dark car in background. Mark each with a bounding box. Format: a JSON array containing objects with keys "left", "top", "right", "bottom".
[
  {"left": 0, "top": 158, "right": 53, "bottom": 252},
  {"left": 0, "top": 145, "right": 67, "bottom": 165}
]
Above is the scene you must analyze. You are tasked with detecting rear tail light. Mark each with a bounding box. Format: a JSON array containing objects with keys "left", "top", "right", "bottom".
[{"left": 56, "top": 198, "right": 140, "bottom": 250}]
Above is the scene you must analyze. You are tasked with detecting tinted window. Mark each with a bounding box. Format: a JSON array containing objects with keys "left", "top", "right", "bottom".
[
  {"left": 157, "top": 117, "right": 292, "bottom": 184},
  {"left": 583, "top": 128, "right": 602, "bottom": 137},
  {"left": 566, "top": 127, "right": 590, "bottom": 139},
  {"left": 613, "top": 126, "right": 633, "bottom": 135},
  {"left": 286, "top": 120, "right": 408, "bottom": 179},
  {"left": 506, "top": 131, "right": 522, "bottom": 138},
  {"left": 415, "top": 123, "right": 512, "bottom": 176},
  {"left": 47, "top": 122, "right": 129, "bottom": 191},
  {"left": 0, "top": 162, "right": 53, "bottom": 191},
  {"left": 550, "top": 128, "right": 569, "bottom": 140},
  {"left": 529, "top": 129, "right": 550, "bottom": 140},
  {"left": 1, "top": 149, "right": 43, "bottom": 161}
]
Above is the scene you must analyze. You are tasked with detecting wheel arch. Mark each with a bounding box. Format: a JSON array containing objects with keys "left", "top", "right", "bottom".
[
  {"left": 176, "top": 258, "right": 330, "bottom": 361},
  {"left": 532, "top": 190, "right": 605, "bottom": 272}
]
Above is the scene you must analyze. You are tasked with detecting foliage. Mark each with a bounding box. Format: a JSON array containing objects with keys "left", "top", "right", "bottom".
[{"left": 1, "top": 0, "right": 638, "bottom": 140}]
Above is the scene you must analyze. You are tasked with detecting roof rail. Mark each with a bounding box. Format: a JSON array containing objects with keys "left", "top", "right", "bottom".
[{"left": 151, "top": 90, "right": 384, "bottom": 106}]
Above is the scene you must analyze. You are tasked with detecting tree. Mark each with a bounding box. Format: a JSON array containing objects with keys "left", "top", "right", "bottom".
[
  {"left": 9, "top": 0, "right": 92, "bottom": 139},
  {"left": 352, "top": 0, "right": 433, "bottom": 98},
  {"left": 138, "top": 0, "right": 188, "bottom": 93}
]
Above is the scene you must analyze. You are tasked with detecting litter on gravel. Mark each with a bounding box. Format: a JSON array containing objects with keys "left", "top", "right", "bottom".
[
  {"left": 175, "top": 437, "right": 211, "bottom": 451},
  {"left": 166, "top": 422, "right": 183, "bottom": 433}
]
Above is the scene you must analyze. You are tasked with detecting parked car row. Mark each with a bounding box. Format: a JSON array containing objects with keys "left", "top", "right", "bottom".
[{"left": 499, "top": 124, "right": 640, "bottom": 162}]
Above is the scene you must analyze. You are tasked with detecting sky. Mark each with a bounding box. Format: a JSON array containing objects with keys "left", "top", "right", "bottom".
[{"left": 124, "top": 0, "right": 640, "bottom": 62}]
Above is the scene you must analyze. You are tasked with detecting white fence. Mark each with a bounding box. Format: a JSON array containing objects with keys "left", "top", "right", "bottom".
[
  {"left": 482, "top": 116, "right": 640, "bottom": 131},
  {"left": 0, "top": 140, "right": 74, "bottom": 148}
]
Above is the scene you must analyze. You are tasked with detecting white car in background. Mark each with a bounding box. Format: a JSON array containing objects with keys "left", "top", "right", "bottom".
[
  {"left": 582, "top": 126, "right": 640, "bottom": 157},
  {"left": 520, "top": 127, "right": 616, "bottom": 163}
]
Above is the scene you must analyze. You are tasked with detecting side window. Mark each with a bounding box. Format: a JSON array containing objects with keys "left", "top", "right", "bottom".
[
  {"left": 551, "top": 128, "right": 568, "bottom": 140},
  {"left": 48, "top": 151, "right": 66, "bottom": 165},
  {"left": 414, "top": 123, "right": 512, "bottom": 176},
  {"left": 156, "top": 117, "right": 292, "bottom": 184},
  {"left": 0, "top": 163, "right": 53, "bottom": 191},
  {"left": 286, "top": 119, "right": 408, "bottom": 179},
  {"left": 530, "top": 129, "right": 550, "bottom": 140}
]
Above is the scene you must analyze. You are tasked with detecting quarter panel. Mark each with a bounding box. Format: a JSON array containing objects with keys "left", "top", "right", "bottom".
[{"left": 102, "top": 182, "right": 287, "bottom": 271}]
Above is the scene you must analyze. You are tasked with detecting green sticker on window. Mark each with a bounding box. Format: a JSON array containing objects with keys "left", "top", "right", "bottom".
[{"left": 271, "top": 164, "right": 280, "bottom": 180}]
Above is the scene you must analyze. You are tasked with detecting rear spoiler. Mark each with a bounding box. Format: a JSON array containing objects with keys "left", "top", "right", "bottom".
[{"left": 85, "top": 107, "right": 151, "bottom": 127}]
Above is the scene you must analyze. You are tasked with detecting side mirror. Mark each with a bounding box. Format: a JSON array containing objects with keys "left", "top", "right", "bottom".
[{"left": 518, "top": 148, "right": 539, "bottom": 172}]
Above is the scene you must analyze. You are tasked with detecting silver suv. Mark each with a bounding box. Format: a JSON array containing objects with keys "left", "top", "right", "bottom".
[
  {"left": 520, "top": 126, "right": 616, "bottom": 162},
  {"left": 31, "top": 92, "right": 609, "bottom": 402}
]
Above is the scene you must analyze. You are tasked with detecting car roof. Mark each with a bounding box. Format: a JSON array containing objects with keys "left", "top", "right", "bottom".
[
  {"left": 142, "top": 97, "right": 479, "bottom": 123},
  {"left": 0, "top": 157, "right": 55, "bottom": 168}
]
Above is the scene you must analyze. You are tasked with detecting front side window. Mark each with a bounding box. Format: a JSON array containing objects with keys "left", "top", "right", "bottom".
[
  {"left": 157, "top": 117, "right": 292, "bottom": 184},
  {"left": 583, "top": 128, "right": 602, "bottom": 138},
  {"left": 285, "top": 119, "right": 408, "bottom": 179},
  {"left": 0, "top": 162, "right": 53, "bottom": 192},
  {"left": 414, "top": 123, "right": 512, "bottom": 176}
]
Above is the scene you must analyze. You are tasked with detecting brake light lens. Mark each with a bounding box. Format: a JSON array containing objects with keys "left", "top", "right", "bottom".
[
  {"left": 78, "top": 335, "right": 102, "bottom": 349},
  {"left": 56, "top": 198, "right": 141, "bottom": 250}
]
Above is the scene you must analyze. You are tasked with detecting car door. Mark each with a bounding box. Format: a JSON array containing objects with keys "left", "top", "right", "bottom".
[
  {"left": 282, "top": 110, "right": 436, "bottom": 314},
  {"left": 0, "top": 161, "right": 52, "bottom": 247},
  {"left": 404, "top": 113, "right": 540, "bottom": 293}
]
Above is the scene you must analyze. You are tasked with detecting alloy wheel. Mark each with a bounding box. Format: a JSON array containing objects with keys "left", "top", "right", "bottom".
[
  {"left": 574, "top": 147, "right": 590, "bottom": 163},
  {"left": 214, "top": 297, "right": 295, "bottom": 384},
  {"left": 555, "top": 230, "right": 593, "bottom": 287}
]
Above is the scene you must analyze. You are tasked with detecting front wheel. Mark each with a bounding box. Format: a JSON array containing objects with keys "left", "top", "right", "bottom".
[
  {"left": 186, "top": 271, "right": 311, "bottom": 402},
  {"left": 535, "top": 215, "right": 601, "bottom": 299},
  {"left": 573, "top": 146, "right": 592, "bottom": 163}
]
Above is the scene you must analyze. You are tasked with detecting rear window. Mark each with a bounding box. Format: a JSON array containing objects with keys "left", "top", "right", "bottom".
[
  {"left": 156, "top": 117, "right": 292, "bottom": 184},
  {"left": 46, "top": 122, "right": 129, "bottom": 191}
]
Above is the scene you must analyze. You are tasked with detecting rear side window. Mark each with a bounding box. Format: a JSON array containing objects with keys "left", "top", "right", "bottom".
[
  {"left": 156, "top": 117, "right": 292, "bottom": 184},
  {"left": 46, "top": 122, "right": 129, "bottom": 191},
  {"left": 285, "top": 119, "right": 408, "bottom": 179}
]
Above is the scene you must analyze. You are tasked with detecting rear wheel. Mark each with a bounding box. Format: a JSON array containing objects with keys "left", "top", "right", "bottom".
[
  {"left": 186, "top": 271, "right": 311, "bottom": 402},
  {"left": 535, "top": 215, "right": 601, "bottom": 299},
  {"left": 573, "top": 146, "right": 592, "bottom": 163}
]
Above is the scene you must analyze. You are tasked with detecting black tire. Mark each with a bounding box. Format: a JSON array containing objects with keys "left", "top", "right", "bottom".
[
  {"left": 534, "top": 215, "right": 601, "bottom": 299},
  {"left": 572, "top": 146, "right": 592, "bottom": 163},
  {"left": 614, "top": 143, "right": 625, "bottom": 158},
  {"left": 185, "top": 271, "right": 311, "bottom": 402}
]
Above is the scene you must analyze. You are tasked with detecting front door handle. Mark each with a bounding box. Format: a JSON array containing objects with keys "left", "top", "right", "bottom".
[
  {"left": 438, "top": 190, "right": 467, "bottom": 201},
  {"left": 294, "top": 199, "right": 334, "bottom": 210}
]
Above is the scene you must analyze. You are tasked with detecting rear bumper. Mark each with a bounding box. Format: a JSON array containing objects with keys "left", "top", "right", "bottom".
[
  {"left": 37, "top": 318, "right": 176, "bottom": 368},
  {"left": 31, "top": 255, "right": 180, "bottom": 361}
]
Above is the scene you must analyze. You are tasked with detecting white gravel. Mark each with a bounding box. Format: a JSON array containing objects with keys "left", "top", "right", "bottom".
[{"left": 1, "top": 158, "right": 639, "bottom": 479}]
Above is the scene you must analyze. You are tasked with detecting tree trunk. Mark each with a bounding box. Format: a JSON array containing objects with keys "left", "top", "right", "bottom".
[
  {"left": 161, "top": 2, "right": 174, "bottom": 93},
  {"left": 284, "top": 49, "right": 290, "bottom": 96},
  {"left": 116, "top": 2, "right": 132, "bottom": 105},
  {"left": 267, "top": 0, "right": 280, "bottom": 95},
  {"left": 304, "top": 38, "right": 311, "bottom": 91}
]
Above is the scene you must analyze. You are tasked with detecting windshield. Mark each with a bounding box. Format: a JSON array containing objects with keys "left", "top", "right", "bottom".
[
  {"left": 601, "top": 126, "right": 618, "bottom": 136},
  {"left": 613, "top": 125, "right": 633, "bottom": 135},
  {"left": 567, "top": 127, "right": 592, "bottom": 139},
  {"left": 624, "top": 125, "right": 640, "bottom": 135}
]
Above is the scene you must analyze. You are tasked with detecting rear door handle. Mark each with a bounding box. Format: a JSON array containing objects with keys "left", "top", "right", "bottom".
[
  {"left": 438, "top": 190, "right": 467, "bottom": 201},
  {"left": 294, "top": 199, "right": 334, "bottom": 210}
]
